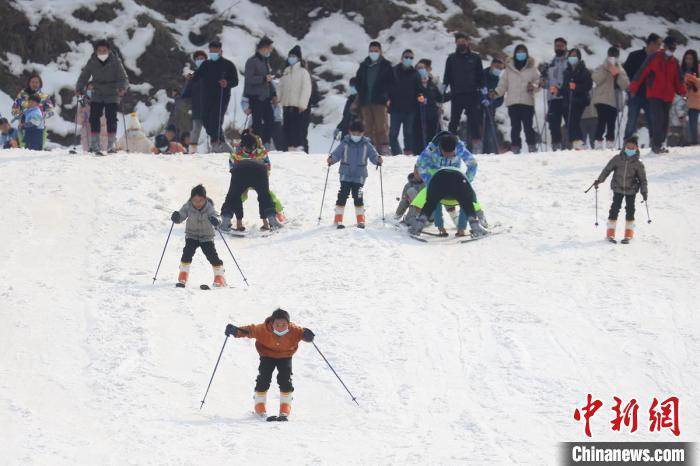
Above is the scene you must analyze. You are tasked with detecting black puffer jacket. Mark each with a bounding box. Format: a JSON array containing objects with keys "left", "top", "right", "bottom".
[
  {"left": 596, "top": 151, "right": 648, "bottom": 196},
  {"left": 389, "top": 64, "right": 421, "bottom": 113},
  {"left": 562, "top": 61, "right": 593, "bottom": 107},
  {"left": 443, "top": 49, "right": 484, "bottom": 95}
]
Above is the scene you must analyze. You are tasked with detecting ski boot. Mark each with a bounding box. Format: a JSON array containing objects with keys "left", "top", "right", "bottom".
[
  {"left": 355, "top": 206, "right": 366, "bottom": 229},
  {"left": 468, "top": 216, "right": 488, "bottom": 237},
  {"left": 266, "top": 213, "right": 283, "bottom": 230},
  {"left": 621, "top": 220, "right": 634, "bottom": 244},
  {"left": 275, "top": 212, "right": 287, "bottom": 224},
  {"left": 254, "top": 391, "right": 267, "bottom": 418},
  {"left": 409, "top": 214, "right": 428, "bottom": 236},
  {"left": 606, "top": 219, "right": 617, "bottom": 243},
  {"left": 107, "top": 133, "right": 117, "bottom": 154},
  {"left": 278, "top": 392, "right": 292, "bottom": 421},
  {"left": 220, "top": 215, "right": 232, "bottom": 232},
  {"left": 89, "top": 134, "right": 103, "bottom": 156},
  {"left": 334, "top": 205, "right": 345, "bottom": 229},
  {"left": 527, "top": 144, "right": 538, "bottom": 153},
  {"left": 476, "top": 209, "right": 489, "bottom": 229},
  {"left": 212, "top": 265, "right": 227, "bottom": 288},
  {"left": 176, "top": 262, "right": 190, "bottom": 288}
]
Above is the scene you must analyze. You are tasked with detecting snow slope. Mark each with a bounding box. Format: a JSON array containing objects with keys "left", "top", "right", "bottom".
[{"left": 0, "top": 147, "right": 699, "bottom": 464}]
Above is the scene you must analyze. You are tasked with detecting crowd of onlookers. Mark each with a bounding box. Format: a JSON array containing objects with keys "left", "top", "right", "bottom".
[{"left": 1, "top": 30, "right": 698, "bottom": 155}]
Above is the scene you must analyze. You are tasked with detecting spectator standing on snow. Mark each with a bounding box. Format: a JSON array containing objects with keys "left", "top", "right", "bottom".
[
  {"left": 388, "top": 49, "right": 421, "bottom": 155},
  {"left": 277, "top": 45, "right": 312, "bottom": 152},
  {"left": 182, "top": 50, "right": 208, "bottom": 153},
  {"left": 244, "top": 36, "right": 277, "bottom": 147},
  {"left": 414, "top": 59, "right": 445, "bottom": 154},
  {"left": 11, "top": 74, "right": 54, "bottom": 147},
  {"left": 561, "top": 48, "right": 592, "bottom": 150},
  {"left": 623, "top": 33, "right": 662, "bottom": 139},
  {"left": 591, "top": 46, "right": 629, "bottom": 149},
  {"left": 544, "top": 37, "right": 569, "bottom": 150},
  {"left": 681, "top": 49, "right": 699, "bottom": 146},
  {"left": 482, "top": 58, "right": 504, "bottom": 154},
  {"left": 335, "top": 77, "right": 359, "bottom": 140},
  {"left": 76, "top": 40, "right": 129, "bottom": 154}
]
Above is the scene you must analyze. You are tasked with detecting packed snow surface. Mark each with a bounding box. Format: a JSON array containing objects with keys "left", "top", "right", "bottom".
[{"left": 0, "top": 147, "right": 698, "bottom": 464}]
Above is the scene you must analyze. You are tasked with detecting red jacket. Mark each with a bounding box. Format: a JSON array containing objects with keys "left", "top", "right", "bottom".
[{"left": 630, "top": 51, "right": 686, "bottom": 103}]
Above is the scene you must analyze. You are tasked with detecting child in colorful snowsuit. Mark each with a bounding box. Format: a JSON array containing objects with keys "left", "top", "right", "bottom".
[
  {"left": 225, "top": 308, "right": 315, "bottom": 420},
  {"left": 594, "top": 135, "right": 648, "bottom": 243},
  {"left": 12, "top": 74, "right": 54, "bottom": 149},
  {"left": 327, "top": 120, "right": 383, "bottom": 228},
  {"left": 170, "top": 184, "right": 227, "bottom": 287},
  {"left": 22, "top": 96, "right": 45, "bottom": 151}
]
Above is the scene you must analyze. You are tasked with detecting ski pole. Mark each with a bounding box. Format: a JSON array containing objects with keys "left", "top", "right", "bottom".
[
  {"left": 217, "top": 229, "right": 249, "bottom": 287},
  {"left": 642, "top": 199, "right": 652, "bottom": 224},
  {"left": 584, "top": 182, "right": 596, "bottom": 193},
  {"left": 594, "top": 185, "right": 599, "bottom": 227},
  {"left": 379, "top": 164, "right": 385, "bottom": 223},
  {"left": 199, "top": 335, "right": 229, "bottom": 410},
  {"left": 152, "top": 221, "right": 174, "bottom": 284},
  {"left": 317, "top": 136, "right": 338, "bottom": 225},
  {"left": 120, "top": 97, "right": 130, "bottom": 153},
  {"left": 312, "top": 341, "right": 359, "bottom": 406},
  {"left": 69, "top": 95, "right": 79, "bottom": 154}
]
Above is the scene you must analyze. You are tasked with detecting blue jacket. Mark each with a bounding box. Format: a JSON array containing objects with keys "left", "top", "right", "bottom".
[
  {"left": 416, "top": 138, "right": 477, "bottom": 185},
  {"left": 0, "top": 127, "right": 19, "bottom": 148},
  {"left": 329, "top": 135, "right": 380, "bottom": 184},
  {"left": 23, "top": 107, "right": 44, "bottom": 129}
]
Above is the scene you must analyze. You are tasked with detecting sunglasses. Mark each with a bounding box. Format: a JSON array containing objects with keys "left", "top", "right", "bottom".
[{"left": 404, "top": 55, "right": 414, "bottom": 59}]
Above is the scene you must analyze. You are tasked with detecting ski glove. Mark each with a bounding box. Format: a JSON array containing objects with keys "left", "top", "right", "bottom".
[
  {"left": 225, "top": 324, "right": 238, "bottom": 337},
  {"left": 642, "top": 193, "right": 648, "bottom": 201},
  {"left": 171, "top": 211, "right": 181, "bottom": 223},
  {"left": 481, "top": 98, "right": 490, "bottom": 107},
  {"left": 302, "top": 328, "right": 315, "bottom": 342},
  {"left": 209, "top": 216, "right": 220, "bottom": 227}
]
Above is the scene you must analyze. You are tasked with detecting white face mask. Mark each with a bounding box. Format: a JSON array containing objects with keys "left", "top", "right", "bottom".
[
  {"left": 97, "top": 53, "right": 109, "bottom": 62},
  {"left": 350, "top": 134, "right": 363, "bottom": 142},
  {"left": 273, "top": 328, "right": 289, "bottom": 337},
  {"left": 607, "top": 57, "right": 616, "bottom": 65}
]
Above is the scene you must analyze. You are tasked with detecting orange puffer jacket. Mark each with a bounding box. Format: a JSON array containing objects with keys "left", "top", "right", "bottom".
[
  {"left": 685, "top": 72, "right": 700, "bottom": 110},
  {"left": 235, "top": 318, "right": 305, "bottom": 358}
]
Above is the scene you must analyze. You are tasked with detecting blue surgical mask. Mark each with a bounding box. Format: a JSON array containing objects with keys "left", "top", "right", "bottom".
[
  {"left": 348, "top": 85, "right": 357, "bottom": 96},
  {"left": 624, "top": 148, "right": 637, "bottom": 157},
  {"left": 288, "top": 56, "right": 298, "bottom": 65},
  {"left": 350, "top": 134, "right": 362, "bottom": 143},
  {"left": 369, "top": 52, "right": 380, "bottom": 62},
  {"left": 209, "top": 52, "right": 220, "bottom": 61},
  {"left": 194, "top": 59, "right": 205, "bottom": 68},
  {"left": 262, "top": 51, "right": 271, "bottom": 58},
  {"left": 515, "top": 52, "right": 527, "bottom": 61},
  {"left": 418, "top": 68, "right": 429, "bottom": 78},
  {"left": 665, "top": 50, "right": 674, "bottom": 58},
  {"left": 402, "top": 58, "right": 413, "bottom": 67},
  {"left": 567, "top": 56, "right": 579, "bottom": 66},
  {"left": 86, "top": 90, "right": 93, "bottom": 98},
  {"left": 492, "top": 68, "right": 503, "bottom": 77},
  {"left": 273, "top": 328, "right": 289, "bottom": 337}
]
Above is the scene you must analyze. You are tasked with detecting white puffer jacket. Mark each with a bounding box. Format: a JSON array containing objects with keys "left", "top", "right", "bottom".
[
  {"left": 591, "top": 62, "right": 629, "bottom": 108},
  {"left": 277, "top": 62, "right": 312, "bottom": 110},
  {"left": 495, "top": 57, "right": 540, "bottom": 107}
]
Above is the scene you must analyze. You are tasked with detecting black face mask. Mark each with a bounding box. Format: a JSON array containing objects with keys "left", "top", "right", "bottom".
[
  {"left": 555, "top": 49, "right": 566, "bottom": 57},
  {"left": 457, "top": 44, "right": 468, "bottom": 53}
]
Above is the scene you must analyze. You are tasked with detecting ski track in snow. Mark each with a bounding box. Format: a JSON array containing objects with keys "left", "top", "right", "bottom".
[{"left": 0, "top": 148, "right": 699, "bottom": 465}]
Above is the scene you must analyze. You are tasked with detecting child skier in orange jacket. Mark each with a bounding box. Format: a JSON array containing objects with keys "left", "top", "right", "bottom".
[{"left": 225, "top": 308, "right": 314, "bottom": 421}]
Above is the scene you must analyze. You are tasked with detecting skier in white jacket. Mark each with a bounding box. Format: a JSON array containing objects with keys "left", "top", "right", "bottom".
[{"left": 277, "top": 45, "right": 312, "bottom": 152}]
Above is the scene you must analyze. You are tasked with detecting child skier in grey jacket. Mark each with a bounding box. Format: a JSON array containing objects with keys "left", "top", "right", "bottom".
[
  {"left": 327, "top": 120, "right": 383, "bottom": 228},
  {"left": 170, "top": 184, "right": 227, "bottom": 287}
]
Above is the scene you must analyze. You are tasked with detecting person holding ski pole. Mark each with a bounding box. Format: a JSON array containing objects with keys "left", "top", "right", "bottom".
[
  {"left": 171, "top": 184, "right": 227, "bottom": 288},
  {"left": 225, "top": 308, "right": 315, "bottom": 421},
  {"left": 593, "top": 135, "right": 648, "bottom": 244}
]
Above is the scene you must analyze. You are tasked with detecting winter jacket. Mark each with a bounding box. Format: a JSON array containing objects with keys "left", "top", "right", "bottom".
[
  {"left": 591, "top": 62, "right": 630, "bottom": 108},
  {"left": 182, "top": 76, "right": 206, "bottom": 120},
  {"left": 22, "top": 107, "right": 44, "bottom": 129},
  {"left": 175, "top": 198, "right": 219, "bottom": 242},
  {"left": 192, "top": 56, "right": 239, "bottom": 106},
  {"left": 229, "top": 133, "right": 271, "bottom": 170},
  {"left": 443, "top": 49, "right": 484, "bottom": 96},
  {"left": 630, "top": 51, "right": 686, "bottom": 103},
  {"left": 623, "top": 48, "right": 650, "bottom": 98},
  {"left": 389, "top": 64, "right": 421, "bottom": 113},
  {"left": 336, "top": 94, "right": 357, "bottom": 137},
  {"left": 12, "top": 88, "right": 54, "bottom": 121},
  {"left": 234, "top": 317, "right": 305, "bottom": 359},
  {"left": 76, "top": 52, "right": 129, "bottom": 104},
  {"left": 495, "top": 57, "right": 540, "bottom": 107},
  {"left": 562, "top": 61, "right": 593, "bottom": 107},
  {"left": 417, "top": 78, "right": 445, "bottom": 121},
  {"left": 244, "top": 53, "right": 274, "bottom": 100},
  {"left": 0, "top": 127, "right": 19, "bottom": 148},
  {"left": 395, "top": 172, "right": 424, "bottom": 217},
  {"left": 416, "top": 136, "right": 477, "bottom": 185},
  {"left": 483, "top": 68, "right": 504, "bottom": 108},
  {"left": 329, "top": 135, "right": 381, "bottom": 184},
  {"left": 596, "top": 151, "right": 648, "bottom": 196},
  {"left": 277, "top": 62, "right": 312, "bottom": 110},
  {"left": 355, "top": 56, "right": 395, "bottom": 106},
  {"left": 685, "top": 71, "right": 700, "bottom": 110},
  {"left": 546, "top": 55, "right": 568, "bottom": 101}
]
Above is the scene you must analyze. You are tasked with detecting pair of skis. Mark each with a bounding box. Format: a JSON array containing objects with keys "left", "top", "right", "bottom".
[{"left": 175, "top": 283, "right": 227, "bottom": 290}]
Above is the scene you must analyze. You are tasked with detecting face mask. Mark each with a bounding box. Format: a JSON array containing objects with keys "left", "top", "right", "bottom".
[
  {"left": 369, "top": 52, "right": 380, "bottom": 62},
  {"left": 402, "top": 58, "right": 413, "bottom": 67},
  {"left": 555, "top": 49, "right": 566, "bottom": 57},
  {"left": 86, "top": 90, "right": 93, "bottom": 98},
  {"left": 418, "top": 68, "right": 429, "bottom": 78},
  {"left": 262, "top": 51, "right": 271, "bottom": 58},
  {"left": 492, "top": 68, "right": 503, "bottom": 77},
  {"left": 194, "top": 59, "right": 205, "bottom": 68},
  {"left": 350, "top": 134, "right": 362, "bottom": 142},
  {"left": 515, "top": 52, "right": 527, "bottom": 61},
  {"left": 97, "top": 53, "right": 109, "bottom": 62},
  {"left": 567, "top": 56, "right": 579, "bottom": 66},
  {"left": 665, "top": 50, "right": 674, "bottom": 58},
  {"left": 348, "top": 85, "right": 357, "bottom": 96},
  {"left": 457, "top": 44, "right": 468, "bottom": 53},
  {"left": 209, "top": 52, "right": 220, "bottom": 61},
  {"left": 607, "top": 57, "right": 616, "bottom": 65},
  {"left": 624, "top": 148, "right": 637, "bottom": 157},
  {"left": 273, "top": 328, "right": 289, "bottom": 337},
  {"left": 288, "top": 56, "right": 298, "bottom": 65}
]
